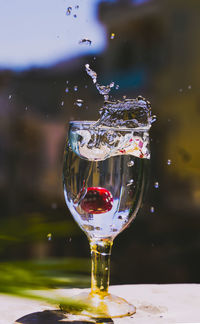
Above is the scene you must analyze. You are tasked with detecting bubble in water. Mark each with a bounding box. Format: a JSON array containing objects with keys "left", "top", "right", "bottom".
[
  {"left": 47, "top": 233, "right": 52, "bottom": 241},
  {"left": 66, "top": 7, "right": 72, "bottom": 15},
  {"left": 150, "top": 206, "right": 155, "bottom": 213},
  {"left": 79, "top": 38, "right": 92, "bottom": 46},
  {"left": 115, "top": 84, "right": 119, "bottom": 90},
  {"left": 74, "top": 99, "right": 83, "bottom": 107},
  {"left": 167, "top": 159, "right": 171, "bottom": 165},
  {"left": 188, "top": 85, "right": 192, "bottom": 90},
  {"left": 75, "top": 5, "right": 79, "bottom": 9},
  {"left": 74, "top": 85, "right": 78, "bottom": 91},
  {"left": 65, "top": 87, "right": 69, "bottom": 93},
  {"left": 61, "top": 101, "right": 64, "bottom": 106},
  {"left": 127, "top": 160, "right": 134, "bottom": 167},
  {"left": 154, "top": 182, "right": 159, "bottom": 189},
  {"left": 8, "top": 95, "right": 12, "bottom": 100},
  {"left": 127, "top": 179, "right": 134, "bottom": 187},
  {"left": 110, "top": 33, "right": 115, "bottom": 39}
]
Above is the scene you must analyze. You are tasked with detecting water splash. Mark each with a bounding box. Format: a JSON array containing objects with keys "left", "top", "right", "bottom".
[{"left": 85, "top": 64, "right": 115, "bottom": 101}]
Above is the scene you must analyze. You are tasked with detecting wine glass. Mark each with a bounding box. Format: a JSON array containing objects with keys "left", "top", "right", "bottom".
[{"left": 63, "top": 120, "right": 150, "bottom": 318}]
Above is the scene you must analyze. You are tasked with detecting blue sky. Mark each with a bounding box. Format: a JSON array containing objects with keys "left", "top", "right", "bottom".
[{"left": 0, "top": 0, "right": 107, "bottom": 70}]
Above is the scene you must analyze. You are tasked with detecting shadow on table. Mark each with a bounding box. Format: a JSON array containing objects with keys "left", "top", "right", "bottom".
[{"left": 15, "top": 310, "right": 114, "bottom": 324}]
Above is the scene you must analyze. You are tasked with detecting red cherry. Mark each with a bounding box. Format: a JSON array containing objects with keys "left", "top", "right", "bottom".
[{"left": 80, "top": 187, "right": 113, "bottom": 214}]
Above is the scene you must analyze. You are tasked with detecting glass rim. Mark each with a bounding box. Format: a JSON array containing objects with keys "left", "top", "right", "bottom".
[{"left": 69, "top": 120, "right": 151, "bottom": 131}]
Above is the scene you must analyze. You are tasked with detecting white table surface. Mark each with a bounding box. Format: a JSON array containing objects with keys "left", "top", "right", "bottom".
[{"left": 0, "top": 284, "right": 200, "bottom": 324}]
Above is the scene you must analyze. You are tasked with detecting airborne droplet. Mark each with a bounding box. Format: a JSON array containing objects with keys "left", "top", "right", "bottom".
[
  {"left": 74, "top": 99, "right": 83, "bottom": 107},
  {"left": 127, "top": 160, "right": 134, "bottom": 167},
  {"left": 154, "top": 182, "right": 159, "bottom": 189},
  {"left": 66, "top": 7, "right": 72, "bottom": 15},
  {"left": 110, "top": 33, "right": 115, "bottom": 39},
  {"left": 127, "top": 179, "right": 134, "bottom": 187},
  {"left": 150, "top": 206, "right": 155, "bottom": 213},
  {"left": 79, "top": 38, "right": 92, "bottom": 46}
]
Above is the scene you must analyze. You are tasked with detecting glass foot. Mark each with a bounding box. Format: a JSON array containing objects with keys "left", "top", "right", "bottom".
[{"left": 61, "top": 292, "right": 136, "bottom": 318}]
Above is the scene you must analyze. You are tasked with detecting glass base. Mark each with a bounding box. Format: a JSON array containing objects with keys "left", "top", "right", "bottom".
[{"left": 61, "top": 292, "right": 136, "bottom": 318}]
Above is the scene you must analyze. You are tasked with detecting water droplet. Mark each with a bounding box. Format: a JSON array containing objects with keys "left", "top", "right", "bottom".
[
  {"left": 74, "top": 85, "right": 78, "bottom": 91},
  {"left": 93, "top": 57, "right": 96, "bottom": 60},
  {"left": 8, "top": 95, "right": 12, "bottom": 100},
  {"left": 65, "top": 87, "right": 69, "bottom": 93},
  {"left": 51, "top": 203, "right": 57, "bottom": 209},
  {"left": 25, "top": 106, "right": 28, "bottom": 111},
  {"left": 85, "top": 85, "right": 88, "bottom": 88},
  {"left": 188, "top": 85, "right": 192, "bottom": 90},
  {"left": 115, "top": 84, "right": 119, "bottom": 90},
  {"left": 47, "top": 233, "right": 52, "bottom": 241},
  {"left": 127, "top": 160, "right": 134, "bottom": 167},
  {"left": 79, "top": 38, "right": 92, "bottom": 46},
  {"left": 66, "top": 7, "right": 72, "bottom": 15},
  {"left": 73, "top": 14, "right": 77, "bottom": 18},
  {"left": 150, "top": 115, "right": 157, "bottom": 123},
  {"left": 75, "top": 5, "right": 79, "bottom": 9},
  {"left": 105, "top": 267, "right": 108, "bottom": 271},
  {"left": 127, "top": 179, "right": 134, "bottom": 186},
  {"left": 150, "top": 206, "right": 155, "bottom": 213},
  {"left": 61, "top": 101, "right": 64, "bottom": 106},
  {"left": 74, "top": 99, "right": 83, "bottom": 107},
  {"left": 167, "top": 159, "right": 171, "bottom": 165},
  {"left": 154, "top": 182, "right": 159, "bottom": 189},
  {"left": 69, "top": 237, "right": 72, "bottom": 243},
  {"left": 110, "top": 33, "right": 115, "bottom": 39},
  {"left": 179, "top": 88, "right": 183, "bottom": 93}
]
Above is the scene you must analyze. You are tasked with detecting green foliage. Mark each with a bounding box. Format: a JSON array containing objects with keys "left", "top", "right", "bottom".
[{"left": 0, "top": 258, "right": 91, "bottom": 310}]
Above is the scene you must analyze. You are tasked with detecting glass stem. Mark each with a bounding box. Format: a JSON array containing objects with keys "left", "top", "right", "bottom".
[{"left": 89, "top": 239, "right": 113, "bottom": 297}]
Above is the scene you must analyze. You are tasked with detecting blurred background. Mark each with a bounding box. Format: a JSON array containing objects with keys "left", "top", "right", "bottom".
[{"left": 0, "top": 0, "right": 200, "bottom": 289}]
